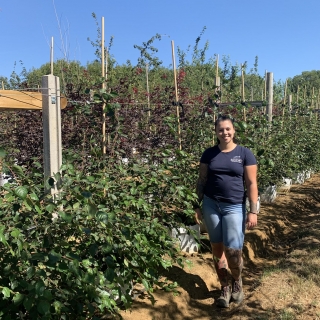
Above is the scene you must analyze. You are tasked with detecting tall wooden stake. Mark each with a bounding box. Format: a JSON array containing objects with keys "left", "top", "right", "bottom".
[
  {"left": 101, "top": 17, "right": 106, "bottom": 156},
  {"left": 241, "top": 64, "right": 245, "bottom": 102},
  {"left": 50, "top": 37, "right": 54, "bottom": 75},
  {"left": 171, "top": 40, "right": 182, "bottom": 150},
  {"left": 284, "top": 79, "right": 287, "bottom": 106},
  {"left": 264, "top": 70, "right": 267, "bottom": 100},
  {"left": 1, "top": 81, "right": 4, "bottom": 90},
  {"left": 216, "top": 54, "right": 219, "bottom": 78},
  {"left": 146, "top": 63, "right": 151, "bottom": 129},
  {"left": 267, "top": 72, "right": 273, "bottom": 123}
]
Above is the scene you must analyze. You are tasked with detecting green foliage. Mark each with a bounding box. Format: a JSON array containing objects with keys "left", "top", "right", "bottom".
[{"left": 0, "top": 150, "right": 199, "bottom": 318}]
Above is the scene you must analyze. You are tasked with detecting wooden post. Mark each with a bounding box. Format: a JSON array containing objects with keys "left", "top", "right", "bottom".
[
  {"left": 266, "top": 72, "right": 273, "bottom": 122},
  {"left": 101, "top": 17, "right": 106, "bottom": 156},
  {"left": 311, "top": 87, "right": 315, "bottom": 109},
  {"left": 297, "top": 85, "right": 299, "bottom": 106},
  {"left": 42, "top": 75, "right": 62, "bottom": 196},
  {"left": 1, "top": 81, "right": 4, "bottom": 90},
  {"left": 251, "top": 86, "right": 253, "bottom": 101},
  {"left": 171, "top": 40, "right": 182, "bottom": 150}
]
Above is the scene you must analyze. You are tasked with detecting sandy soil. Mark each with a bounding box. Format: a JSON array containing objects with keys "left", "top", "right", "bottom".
[{"left": 119, "top": 174, "right": 320, "bottom": 320}]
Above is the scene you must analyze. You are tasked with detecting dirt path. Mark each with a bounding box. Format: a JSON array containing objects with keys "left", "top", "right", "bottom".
[{"left": 120, "top": 174, "right": 320, "bottom": 320}]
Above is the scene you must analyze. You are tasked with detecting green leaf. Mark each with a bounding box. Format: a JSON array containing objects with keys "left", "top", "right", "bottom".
[
  {"left": 46, "top": 203, "right": 56, "bottom": 213},
  {"left": 58, "top": 211, "right": 73, "bottom": 223},
  {"left": 10, "top": 228, "right": 20, "bottom": 238},
  {"left": 53, "top": 300, "right": 63, "bottom": 313},
  {"left": 14, "top": 186, "right": 28, "bottom": 200},
  {"left": 88, "top": 203, "right": 97, "bottom": 216},
  {"left": 12, "top": 165, "right": 24, "bottom": 177},
  {"left": 142, "top": 279, "right": 149, "bottom": 291},
  {"left": 12, "top": 293, "right": 25, "bottom": 305},
  {"left": 43, "top": 290, "right": 53, "bottom": 301},
  {"left": 0, "top": 147, "right": 6, "bottom": 159},
  {"left": 238, "top": 121, "right": 248, "bottom": 131},
  {"left": 2, "top": 287, "right": 11, "bottom": 299},
  {"left": 35, "top": 280, "right": 45, "bottom": 296},
  {"left": 37, "top": 300, "right": 50, "bottom": 315},
  {"left": 257, "top": 149, "right": 265, "bottom": 156},
  {"left": 29, "top": 193, "right": 39, "bottom": 201},
  {"left": 23, "top": 296, "right": 34, "bottom": 311},
  {"left": 26, "top": 267, "right": 35, "bottom": 279}
]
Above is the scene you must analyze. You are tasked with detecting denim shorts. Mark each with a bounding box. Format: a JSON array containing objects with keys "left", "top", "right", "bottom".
[{"left": 202, "top": 195, "right": 246, "bottom": 250}]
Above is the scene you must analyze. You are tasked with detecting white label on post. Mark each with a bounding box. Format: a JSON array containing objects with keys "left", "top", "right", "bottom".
[{"left": 51, "top": 96, "right": 56, "bottom": 104}]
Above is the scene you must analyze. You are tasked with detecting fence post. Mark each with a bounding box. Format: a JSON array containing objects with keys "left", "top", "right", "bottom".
[{"left": 42, "top": 75, "right": 62, "bottom": 196}]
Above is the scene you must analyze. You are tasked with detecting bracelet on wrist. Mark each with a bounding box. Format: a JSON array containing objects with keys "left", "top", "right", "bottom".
[{"left": 248, "top": 211, "right": 257, "bottom": 214}]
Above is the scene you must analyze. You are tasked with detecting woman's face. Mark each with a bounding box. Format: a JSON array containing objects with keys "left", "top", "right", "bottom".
[{"left": 215, "top": 119, "right": 235, "bottom": 144}]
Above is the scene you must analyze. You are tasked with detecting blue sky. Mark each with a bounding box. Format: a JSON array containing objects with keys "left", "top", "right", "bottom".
[{"left": 0, "top": 0, "right": 319, "bottom": 83}]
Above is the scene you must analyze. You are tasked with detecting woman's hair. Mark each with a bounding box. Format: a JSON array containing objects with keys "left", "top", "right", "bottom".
[{"left": 214, "top": 114, "right": 235, "bottom": 130}]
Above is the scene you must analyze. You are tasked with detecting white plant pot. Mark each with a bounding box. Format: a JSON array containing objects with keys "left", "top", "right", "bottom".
[
  {"left": 304, "top": 170, "right": 311, "bottom": 180},
  {"left": 171, "top": 224, "right": 200, "bottom": 254},
  {"left": 277, "top": 178, "right": 292, "bottom": 193},
  {"left": 293, "top": 172, "right": 305, "bottom": 184},
  {"left": 260, "top": 185, "right": 277, "bottom": 203}
]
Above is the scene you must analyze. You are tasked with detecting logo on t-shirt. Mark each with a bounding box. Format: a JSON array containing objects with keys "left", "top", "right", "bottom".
[{"left": 231, "top": 156, "right": 242, "bottom": 163}]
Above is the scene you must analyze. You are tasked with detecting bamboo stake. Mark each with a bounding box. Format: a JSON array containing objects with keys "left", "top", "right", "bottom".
[
  {"left": 171, "top": 40, "right": 182, "bottom": 150},
  {"left": 284, "top": 79, "right": 287, "bottom": 106},
  {"left": 1, "top": 81, "right": 4, "bottom": 90},
  {"left": 146, "top": 63, "right": 151, "bottom": 130},
  {"left": 215, "top": 54, "right": 219, "bottom": 78},
  {"left": 264, "top": 70, "right": 267, "bottom": 100},
  {"left": 101, "top": 17, "right": 106, "bottom": 156},
  {"left": 312, "top": 87, "right": 315, "bottom": 109},
  {"left": 297, "top": 85, "right": 299, "bottom": 106},
  {"left": 50, "top": 37, "right": 54, "bottom": 75},
  {"left": 303, "top": 85, "right": 306, "bottom": 101},
  {"left": 241, "top": 64, "right": 246, "bottom": 122},
  {"left": 241, "top": 64, "right": 245, "bottom": 102}
]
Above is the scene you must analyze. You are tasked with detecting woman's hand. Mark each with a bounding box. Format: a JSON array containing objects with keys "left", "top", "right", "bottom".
[
  {"left": 246, "top": 212, "right": 257, "bottom": 229},
  {"left": 194, "top": 208, "right": 203, "bottom": 225}
]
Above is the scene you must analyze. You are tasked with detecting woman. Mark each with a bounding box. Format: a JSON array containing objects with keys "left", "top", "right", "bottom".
[{"left": 194, "top": 115, "right": 258, "bottom": 308}]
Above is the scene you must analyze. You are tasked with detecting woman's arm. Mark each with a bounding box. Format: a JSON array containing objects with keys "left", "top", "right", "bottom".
[{"left": 244, "top": 164, "right": 258, "bottom": 228}]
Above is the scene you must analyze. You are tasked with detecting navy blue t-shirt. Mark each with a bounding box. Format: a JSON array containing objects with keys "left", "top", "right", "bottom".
[{"left": 200, "top": 145, "right": 257, "bottom": 204}]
